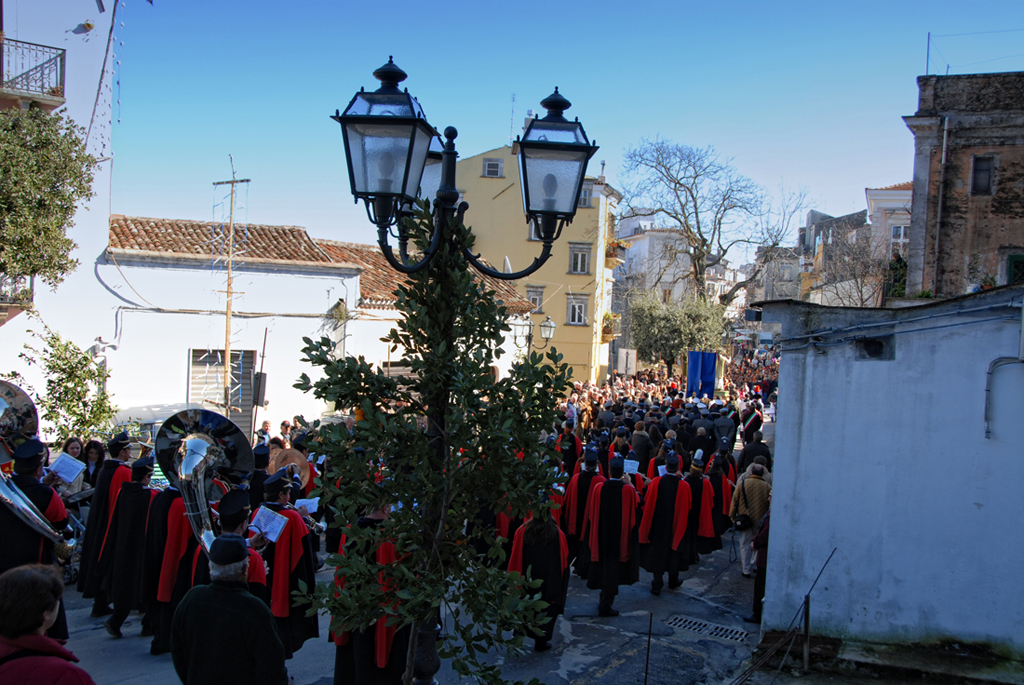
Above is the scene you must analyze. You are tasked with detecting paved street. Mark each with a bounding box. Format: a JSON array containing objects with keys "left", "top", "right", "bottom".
[{"left": 63, "top": 425, "right": 776, "bottom": 685}]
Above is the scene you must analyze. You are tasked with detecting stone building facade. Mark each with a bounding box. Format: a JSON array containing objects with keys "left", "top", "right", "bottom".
[{"left": 904, "top": 72, "right": 1024, "bottom": 296}]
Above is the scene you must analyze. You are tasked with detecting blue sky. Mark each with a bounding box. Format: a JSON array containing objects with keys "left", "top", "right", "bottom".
[{"left": 96, "top": 0, "right": 1024, "bottom": 248}]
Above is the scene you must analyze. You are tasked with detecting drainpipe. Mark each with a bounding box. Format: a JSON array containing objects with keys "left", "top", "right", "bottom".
[
  {"left": 932, "top": 117, "right": 950, "bottom": 295},
  {"left": 984, "top": 300, "right": 1024, "bottom": 438}
]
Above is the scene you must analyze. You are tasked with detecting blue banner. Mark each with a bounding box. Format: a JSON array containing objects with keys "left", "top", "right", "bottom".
[{"left": 686, "top": 351, "right": 718, "bottom": 399}]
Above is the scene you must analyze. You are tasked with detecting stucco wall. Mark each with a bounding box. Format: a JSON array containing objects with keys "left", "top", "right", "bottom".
[{"left": 761, "top": 288, "right": 1024, "bottom": 654}]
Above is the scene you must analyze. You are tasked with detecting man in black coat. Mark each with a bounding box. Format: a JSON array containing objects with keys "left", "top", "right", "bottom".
[
  {"left": 580, "top": 456, "right": 641, "bottom": 617},
  {"left": 99, "top": 455, "right": 157, "bottom": 638},
  {"left": 0, "top": 439, "right": 70, "bottom": 639},
  {"left": 249, "top": 444, "right": 271, "bottom": 511},
  {"left": 172, "top": 534, "right": 289, "bottom": 685},
  {"left": 638, "top": 453, "right": 690, "bottom": 594},
  {"left": 738, "top": 431, "right": 772, "bottom": 473},
  {"left": 78, "top": 432, "right": 132, "bottom": 617}
]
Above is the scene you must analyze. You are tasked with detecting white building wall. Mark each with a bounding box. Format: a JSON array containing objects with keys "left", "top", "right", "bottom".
[
  {"left": 96, "top": 258, "right": 359, "bottom": 429},
  {"left": 761, "top": 289, "right": 1024, "bottom": 654}
]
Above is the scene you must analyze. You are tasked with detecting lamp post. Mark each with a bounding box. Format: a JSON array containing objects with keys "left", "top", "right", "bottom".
[
  {"left": 510, "top": 315, "right": 556, "bottom": 352},
  {"left": 332, "top": 58, "right": 596, "bottom": 685},
  {"left": 332, "top": 56, "right": 597, "bottom": 279}
]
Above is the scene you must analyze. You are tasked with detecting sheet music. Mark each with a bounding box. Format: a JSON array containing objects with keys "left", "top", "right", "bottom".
[
  {"left": 658, "top": 465, "right": 668, "bottom": 477},
  {"left": 295, "top": 497, "right": 319, "bottom": 515},
  {"left": 250, "top": 506, "right": 288, "bottom": 543},
  {"left": 48, "top": 453, "right": 86, "bottom": 484},
  {"left": 623, "top": 459, "right": 640, "bottom": 475}
]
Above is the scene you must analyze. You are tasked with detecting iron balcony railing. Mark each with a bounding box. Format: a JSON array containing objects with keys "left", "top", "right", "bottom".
[
  {"left": 0, "top": 275, "right": 35, "bottom": 305},
  {"left": 1, "top": 37, "right": 66, "bottom": 99}
]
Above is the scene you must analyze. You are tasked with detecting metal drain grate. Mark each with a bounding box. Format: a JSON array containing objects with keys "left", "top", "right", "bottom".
[{"left": 665, "top": 615, "right": 751, "bottom": 642}]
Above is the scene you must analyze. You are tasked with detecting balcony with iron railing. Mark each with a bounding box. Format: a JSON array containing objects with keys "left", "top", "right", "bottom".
[
  {"left": 0, "top": 274, "right": 34, "bottom": 327},
  {"left": 0, "top": 35, "right": 66, "bottom": 111}
]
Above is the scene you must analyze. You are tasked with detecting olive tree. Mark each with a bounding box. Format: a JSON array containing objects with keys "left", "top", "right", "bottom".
[{"left": 0, "top": 108, "right": 97, "bottom": 288}]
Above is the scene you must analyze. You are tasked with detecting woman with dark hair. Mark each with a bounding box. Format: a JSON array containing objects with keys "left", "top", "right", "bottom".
[
  {"left": 0, "top": 565, "right": 95, "bottom": 684},
  {"left": 508, "top": 509, "right": 569, "bottom": 652},
  {"left": 81, "top": 440, "right": 105, "bottom": 488}
]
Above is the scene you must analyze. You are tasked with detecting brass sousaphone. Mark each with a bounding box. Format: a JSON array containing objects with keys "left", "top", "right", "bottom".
[
  {"left": 0, "top": 381, "right": 65, "bottom": 546},
  {"left": 155, "top": 409, "right": 254, "bottom": 553}
]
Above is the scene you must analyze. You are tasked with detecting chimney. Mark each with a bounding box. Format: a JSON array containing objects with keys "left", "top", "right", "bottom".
[
  {"left": 524, "top": 109, "right": 534, "bottom": 131},
  {"left": 599, "top": 160, "right": 606, "bottom": 183}
]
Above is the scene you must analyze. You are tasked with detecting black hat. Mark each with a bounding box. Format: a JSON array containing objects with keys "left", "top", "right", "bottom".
[
  {"left": 208, "top": 533, "right": 248, "bottom": 565},
  {"left": 664, "top": 438, "right": 676, "bottom": 450},
  {"left": 616, "top": 427, "right": 628, "bottom": 438},
  {"left": 545, "top": 434, "right": 557, "bottom": 449},
  {"left": 719, "top": 437, "right": 731, "bottom": 451},
  {"left": 292, "top": 433, "right": 308, "bottom": 451},
  {"left": 219, "top": 489, "right": 252, "bottom": 531},
  {"left": 12, "top": 438, "right": 47, "bottom": 469},
  {"left": 252, "top": 444, "right": 270, "bottom": 468},
  {"left": 666, "top": 452, "right": 680, "bottom": 470},
  {"left": 131, "top": 455, "right": 155, "bottom": 472},
  {"left": 609, "top": 456, "right": 625, "bottom": 476},
  {"left": 563, "top": 418, "right": 575, "bottom": 429},
  {"left": 263, "top": 468, "right": 291, "bottom": 497},
  {"left": 584, "top": 446, "right": 599, "bottom": 463},
  {"left": 107, "top": 432, "right": 131, "bottom": 457}
]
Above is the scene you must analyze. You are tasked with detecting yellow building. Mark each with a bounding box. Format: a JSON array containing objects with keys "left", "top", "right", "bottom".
[{"left": 455, "top": 145, "right": 621, "bottom": 384}]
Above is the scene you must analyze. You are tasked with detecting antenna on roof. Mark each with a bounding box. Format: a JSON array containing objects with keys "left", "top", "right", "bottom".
[
  {"left": 509, "top": 93, "right": 516, "bottom": 147},
  {"left": 212, "top": 156, "right": 251, "bottom": 424}
]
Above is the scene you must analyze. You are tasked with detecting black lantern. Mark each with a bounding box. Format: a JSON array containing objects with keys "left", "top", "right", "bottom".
[
  {"left": 516, "top": 88, "right": 598, "bottom": 242},
  {"left": 332, "top": 57, "right": 435, "bottom": 228},
  {"left": 333, "top": 59, "right": 597, "bottom": 280}
]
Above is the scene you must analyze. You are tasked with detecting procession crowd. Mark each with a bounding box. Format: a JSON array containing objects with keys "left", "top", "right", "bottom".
[{"left": 0, "top": 367, "right": 775, "bottom": 685}]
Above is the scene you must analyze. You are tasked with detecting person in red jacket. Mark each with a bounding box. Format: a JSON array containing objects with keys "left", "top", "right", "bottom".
[{"left": 0, "top": 564, "right": 95, "bottom": 685}]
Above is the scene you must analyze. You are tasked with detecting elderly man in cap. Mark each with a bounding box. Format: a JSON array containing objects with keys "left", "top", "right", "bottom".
[
  {"left": 78, "top": 431, "right": 133, "bottom": 618},
  {"left": 0, "top": 438, "right": 70, "bottom": 639},
  {"left": 99, "top": 454, "right": 157, "bottom": 638},
  {"left": 172, "top": 534, "right": 289, "bottom": 685},
  {"left": 191, "top": 489, "right": 269, "bottom": 605}
]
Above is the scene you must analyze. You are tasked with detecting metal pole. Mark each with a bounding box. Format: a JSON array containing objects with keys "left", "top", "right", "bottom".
[
  {"left": 224, "top": 181, "right": 235, "bottom": 412},
  {"left": 926, "top": 32, "right": 930, "bottom": 75},
  {"left": 802, "top": 594, "right": 810, "bottom": 673}
]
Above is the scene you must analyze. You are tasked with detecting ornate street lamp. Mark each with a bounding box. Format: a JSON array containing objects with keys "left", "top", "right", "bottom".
[
  {"left": 332, "top": 57, "right": 598, "bottom": 279},
  {"left": 330, "top": 58, "right": 597, "bottom": 685},
  {"left": 510, "top": 315, "right": 556, "bottom": 350}
]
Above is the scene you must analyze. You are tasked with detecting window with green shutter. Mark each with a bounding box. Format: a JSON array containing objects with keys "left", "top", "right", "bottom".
[{"left": 1008, "top": 255, "right": 1024, "bottom": 285}]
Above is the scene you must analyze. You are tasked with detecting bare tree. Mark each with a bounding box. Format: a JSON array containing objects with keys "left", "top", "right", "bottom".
[
  {"left": 816, "top": 225, "right": 889, "bottom": 307},
  {"left": 621, "top": 138, "right": 805, "bottom": 305}
]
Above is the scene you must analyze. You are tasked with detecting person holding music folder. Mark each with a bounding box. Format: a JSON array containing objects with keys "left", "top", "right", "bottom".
[
  {"left": 190, "top": 489, "right": 269, "bottom": 605},
  {"left": 0, "top": 439, "right": 70, "bottom": 640},
  {"left": 78, "top": 432, "right": 132, "bottom": 618},
  {"left": 251, "top": 468, "right": 319, "bottom": 659},
  {"left": 171, "top": 534, "right": 289, "bottom": 685}
]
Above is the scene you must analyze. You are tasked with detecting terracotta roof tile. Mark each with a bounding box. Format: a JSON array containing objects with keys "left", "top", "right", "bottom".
[
  {"left": 870, "top": 182, "right": 913, "bottom": 191},
  {"left": 315, "top": 239, "right": 533, "bottom": 314},
  {"left": 109, "top": 215, "right": 333, "bottom": 264}
]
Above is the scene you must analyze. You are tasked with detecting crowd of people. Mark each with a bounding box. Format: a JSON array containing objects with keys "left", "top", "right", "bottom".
[{"left": 0, "top": 365, "right": 776, "bottom": 685}]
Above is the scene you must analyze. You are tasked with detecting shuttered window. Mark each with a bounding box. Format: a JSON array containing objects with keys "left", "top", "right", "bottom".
[{"left": 188, "top": 349, "right": 256, "bottom": 435}]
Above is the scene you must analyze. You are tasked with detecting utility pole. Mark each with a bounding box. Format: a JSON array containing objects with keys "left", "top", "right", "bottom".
[{"left": 213, "top": 161, "right": 250, "bottom": 415}]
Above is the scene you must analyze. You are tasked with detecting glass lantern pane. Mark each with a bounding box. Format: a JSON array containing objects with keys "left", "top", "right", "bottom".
[
  {"left": 523, "top": 120, "right": 587, "bottom": 145},
  {"left": 419, "top": 158, "right": 442, "bottom": 202},
  {"left": 402, "top": 125, "right": 433, "bottom": 199},
  {"left": 520, "top": 148, "right": 590, "bottom": 214},
  {"left": 344, "top": 91, "right": 421, "bottom": 118},
  {"left": 344, "top": 121, "right": 415, "bottom": 196}
]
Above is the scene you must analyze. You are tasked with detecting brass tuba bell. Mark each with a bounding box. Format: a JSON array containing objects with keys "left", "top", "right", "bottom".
[
  {"left": 155, "top": 409, "right": 254, "bottom": 553},
  {"left": 0, "top": 382, "right": 65, "bottom": 547}
]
